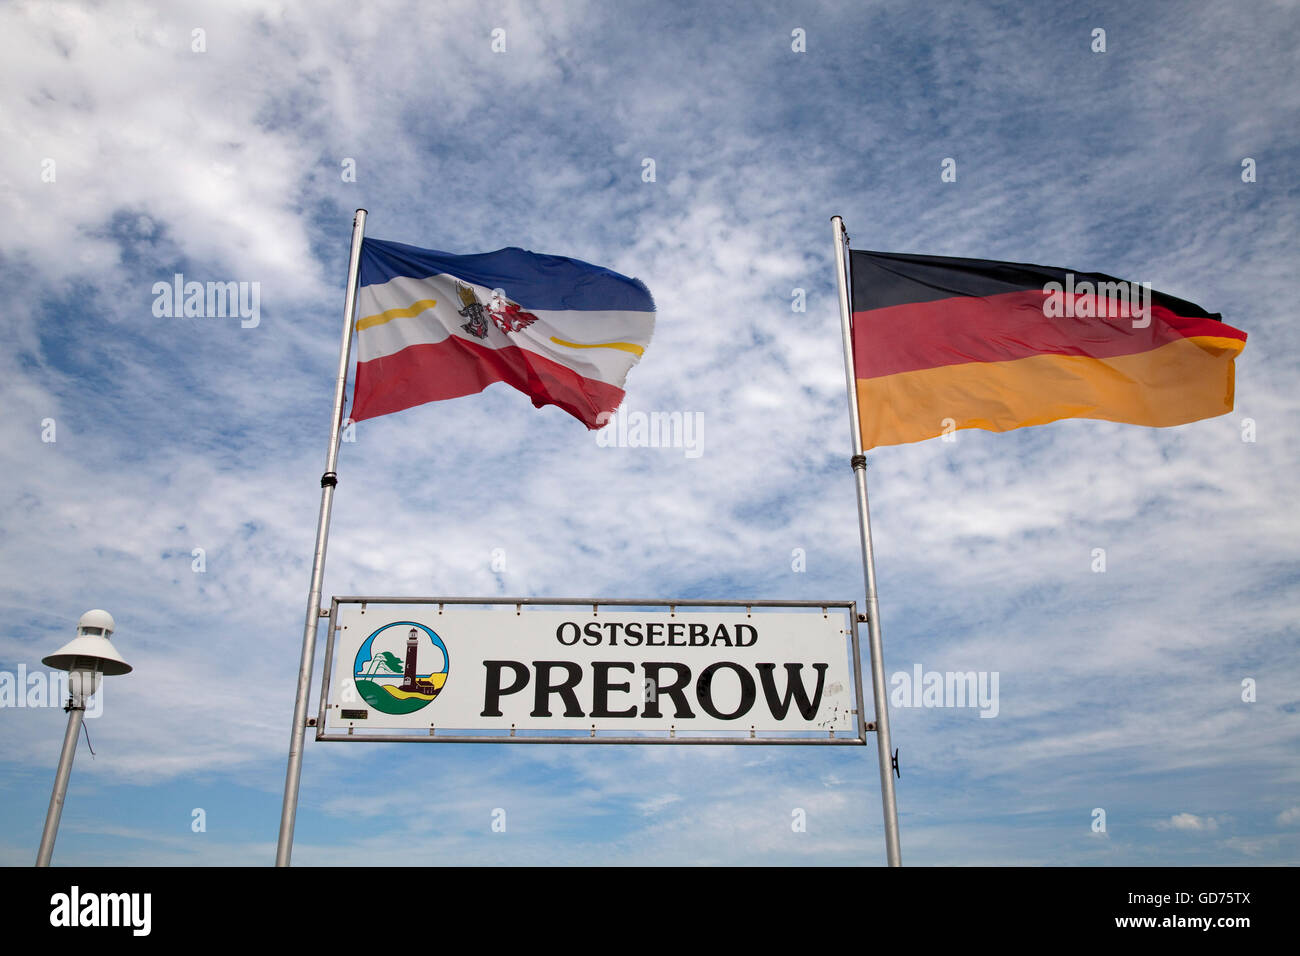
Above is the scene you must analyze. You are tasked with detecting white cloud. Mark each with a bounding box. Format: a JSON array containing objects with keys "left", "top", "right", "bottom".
[{"left": 1157, "top": 813, "right": 1221, "bottom": 832}]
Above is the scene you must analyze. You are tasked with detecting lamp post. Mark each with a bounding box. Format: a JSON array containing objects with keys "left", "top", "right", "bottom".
[{"left": 35, "top": 609, "right": 132, "bottom": 867}]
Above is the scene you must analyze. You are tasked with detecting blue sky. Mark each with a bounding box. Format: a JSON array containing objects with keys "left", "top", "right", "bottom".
[{"left": 1, "top": 0, "right": 1297, "bottom": 865}]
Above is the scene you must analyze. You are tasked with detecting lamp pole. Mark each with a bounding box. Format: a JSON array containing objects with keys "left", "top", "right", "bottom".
[
  {"left": 35, "top": 609, "right": 131, "bottom": 867},
  {"left": 35, "top": 691, "right": 89, "bottom": 867}
]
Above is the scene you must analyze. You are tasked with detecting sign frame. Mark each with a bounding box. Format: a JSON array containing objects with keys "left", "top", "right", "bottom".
[{"left": 316, "top": 596, "right": 868, "bottom": 745}]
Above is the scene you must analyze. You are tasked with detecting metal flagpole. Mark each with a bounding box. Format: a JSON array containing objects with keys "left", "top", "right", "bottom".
[
  {"left": 275, "top": 207, "right": 368, "bottom": 866},
  {"left": 831, "top": 215, "right": 902, "bottom": 866}
]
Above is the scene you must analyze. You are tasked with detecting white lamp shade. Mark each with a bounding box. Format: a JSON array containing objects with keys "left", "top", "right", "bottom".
[{"left": 42, "top": 634, "right": 132, "bottom": 676}]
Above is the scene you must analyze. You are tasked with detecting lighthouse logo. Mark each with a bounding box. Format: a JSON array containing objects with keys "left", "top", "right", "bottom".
[{"left": 352, "top": 621, "right": 449, "bottom": 716}]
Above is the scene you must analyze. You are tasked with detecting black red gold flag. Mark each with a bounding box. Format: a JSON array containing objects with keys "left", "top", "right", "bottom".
[{"left": 849, "top": 250, "right": 1246, "bottom": 449}]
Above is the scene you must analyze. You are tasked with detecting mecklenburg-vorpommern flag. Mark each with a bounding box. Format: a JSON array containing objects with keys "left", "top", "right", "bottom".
[
  {"left": 351, "top": 239, "right": 655, "bottom": 428},
  {"left": 849, "top": 250, "right": 1247, "bottom": 449}
]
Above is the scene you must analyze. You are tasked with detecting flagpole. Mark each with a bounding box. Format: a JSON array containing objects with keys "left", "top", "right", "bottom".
[
  {"left": 831, "top": 215, "right": 902, "bottom": 866},
  {"left": 275, "top": 207, "right": 367, "bottom": 867}
]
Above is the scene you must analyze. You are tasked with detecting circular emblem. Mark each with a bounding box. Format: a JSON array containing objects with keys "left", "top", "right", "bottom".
[{"left": 352, "top": 621, "right": 449, "bottom": 716}]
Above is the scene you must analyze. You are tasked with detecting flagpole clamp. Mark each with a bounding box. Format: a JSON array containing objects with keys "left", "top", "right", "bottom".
[
  {"left": 320, "top": 471, "right": 338, "bottom": 488},
  {"left": 850, "top": 454, "right": 867, "bottom": 471}
]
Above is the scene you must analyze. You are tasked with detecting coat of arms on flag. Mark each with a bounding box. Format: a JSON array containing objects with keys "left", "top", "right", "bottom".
[
  {"left": 350, "top": 240, "right": 655, "bottom": 429},
  {"left": 455, "top": 282, "right": 540, "bottom": 338}
]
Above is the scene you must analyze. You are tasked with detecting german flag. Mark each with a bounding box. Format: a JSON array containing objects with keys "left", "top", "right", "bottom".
[{"left": 849, "top": 250, "right": 1247, "bottom": 449}]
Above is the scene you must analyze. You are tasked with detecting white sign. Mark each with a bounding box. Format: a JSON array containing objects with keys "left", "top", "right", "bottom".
[{"left": 323, "top": 603, "right": 859, "bottom": 738}]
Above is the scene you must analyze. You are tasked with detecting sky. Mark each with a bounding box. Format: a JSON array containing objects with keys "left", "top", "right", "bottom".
[{"left": 0, "top": 0, "right": 1297, "bottom": 866}]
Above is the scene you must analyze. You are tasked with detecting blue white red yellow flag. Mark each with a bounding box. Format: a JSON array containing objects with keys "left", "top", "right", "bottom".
[{"left": 351, "top": 239, "right": 655, "bottom": 428}]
